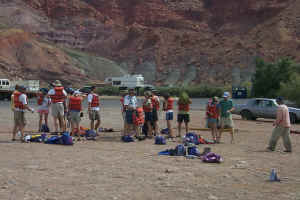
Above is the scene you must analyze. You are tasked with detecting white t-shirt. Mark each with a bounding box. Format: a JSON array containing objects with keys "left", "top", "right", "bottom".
[
  {"left": 14, "top": 94, "right": 27, "bottom": 111},
  {"left": 124, "top": 95, "right": 137, "bottom": 109},
  {"left": 48, "top": 88, "right": 67, "bottom": 103},
  {"left": 38, "top": 97, "right": 51, "bottom": 111},
  {"left": 88, "top": 93, "right": 100, "bottom": 111}
]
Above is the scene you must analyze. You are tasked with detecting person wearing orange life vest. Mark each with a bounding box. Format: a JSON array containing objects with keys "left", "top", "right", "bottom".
[
  {"left": 177, "top": 92, "right": 192, "bottom": 137},
  {"left": 206, "top": 97, "right": 219, "bottom": 143},
  {"left": 37, "top": 88, "right": 51, "bottom": 132},
  {"left": 143, "top": 91, "right": 153, "bottom": 138},
  {"left": 150, "top": 90, "right": 160, "bottom": 136},
  {"left": 87, "top": 86, "right": 101, "bottom": 132},
  {"left": 163, "top": 93, "right": 175, "bottom": 139},
  {"left": 47, "top": 80, "right": 67, "bottom": 133},
  {"left": 68, "top": 90, "right": 84, "bottom": 139},
  {"left": 11, "top": 85, "right": 34, "bottom": 141}
]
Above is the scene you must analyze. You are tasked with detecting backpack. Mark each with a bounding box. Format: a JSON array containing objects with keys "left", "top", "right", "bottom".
[
  {"left": 202, "top": 152, "right": 223, "bottom": 163},
  {"left": 184, "top": 132, "right": 199, "bottom": 145},
  {"left": 41, "top": 124, "right": 50, "bottom": 133},
  {"left": 160, "top": 128, "right": 169, "bottom": 135},
  {"left": 121, "top": 135, "right": 134, "bottom": 142},
  {"left": 187, "top": 146, "right": 201, "bottom": 157},
  {"left": 61, "top": 132, "right": 73, "bottom": 145},
  {"left": 174, "top": 144, "right": 186, "bottom": 156},
  {"left": 155, "top": 136, "right": 166, "bottom": 145},
  {"left": 45, "top": 136, "right": 61, "bottom": 144},
  {"left": 85, "top": 130, "right": 97, "bottom": 140},
  {"left": 29, "top": 135, "right": 43, "bottom": 142}
]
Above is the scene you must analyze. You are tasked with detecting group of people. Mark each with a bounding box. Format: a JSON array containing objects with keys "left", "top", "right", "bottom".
[
  {"left": 10, "top": 80, "right": 293, "bottom": 152},
  {"left": 11, "top": 80, "right": 101, "bottom": 141},
  {"left": 120, "top": 89, "right": 235, "bottom": 143}
]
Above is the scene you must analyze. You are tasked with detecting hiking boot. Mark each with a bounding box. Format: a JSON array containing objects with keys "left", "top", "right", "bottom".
[{"left": 265, "top": 147, "right": 274, "bottom": 152}]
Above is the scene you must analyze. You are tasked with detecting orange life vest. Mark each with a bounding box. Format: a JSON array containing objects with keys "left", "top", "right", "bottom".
[
  {"left": 133, "top": 107, "right": 145, "bottom": 126},
  {"left": 13, "top": 91, "right": 27, "bottom": 110},
  {"left": 91, "top": 94, "right": 99, "bottom": 107},
  {"left": 37, "top": 94, "right": 44, "bottom": 105},
  {"left": 69, "top": 96, "right": 82, "bottom": 111},
  {"left": 151, "top": 96, "right": 160, "bottom": 110},
  {"left": 206, "top": 102, "right": 218, "bottom": 119},
  {"left": 178, "top": 103, "right": 190, "bottom": 112},
  {"left": 143, "top": 99, "right": 152, "bottom": 112},
  {"left": 50, "top": 87, "right": 65, "bottom": 103},
  {"left": 164, "top": 98, "right": 174, "bottom": 111}
]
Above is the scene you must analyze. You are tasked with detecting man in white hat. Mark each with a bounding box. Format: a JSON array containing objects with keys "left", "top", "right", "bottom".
[
  {"left": 47, "top": 80, "right": 67, "bottom": 133},
  {"left": 217, "top": 91, "right": 235, "bottom": 143}
]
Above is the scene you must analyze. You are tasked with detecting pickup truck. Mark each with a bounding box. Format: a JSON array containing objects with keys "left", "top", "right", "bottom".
[{"left": 232, "top": 98, "right": 300, "bottom": 124}]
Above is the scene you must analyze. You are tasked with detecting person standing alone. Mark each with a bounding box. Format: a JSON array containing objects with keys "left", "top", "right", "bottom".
[{"left": 266, "top": 97, "right": 292, "bottom": 153}]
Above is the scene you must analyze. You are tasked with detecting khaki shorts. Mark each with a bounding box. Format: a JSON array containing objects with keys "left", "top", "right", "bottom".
[
  {"left": 69, "top": 111, "right": 81, "bottom": 124},
  {"left": 220, "top": 115, "right": 234, "bottom": 128},
  {"left": 89, "top": 110, "right": 100, "bottom": 121},
  {"left": 51, "top": 103, "right": 64, "bottom": 117},
  {"left": 14, "top": 110, "right": 26, "bottom": 126}
]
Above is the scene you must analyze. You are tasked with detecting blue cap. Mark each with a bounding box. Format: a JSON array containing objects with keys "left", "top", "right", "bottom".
[{"left": 223, "top": 92, "right": 230, "bottom": 98}]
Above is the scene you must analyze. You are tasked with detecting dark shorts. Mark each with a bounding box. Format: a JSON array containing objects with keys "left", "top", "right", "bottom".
[
  {"left": 177, "top": 114, "right": 190, "bottom": 123},
  {"left": 145, "top": 112, "right": 153, "bottom": 122},
  {"left": 152, "top": 109, "right": 158, "bottom": 122},
  {"left": 125, "top": 110, "right": 134, "bottom": 124},
  {"left": 166, "top": 112, "right": 173, "bottom": 120}
]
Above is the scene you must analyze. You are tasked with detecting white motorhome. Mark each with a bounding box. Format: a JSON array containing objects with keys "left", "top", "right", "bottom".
[
  {"left": 105, "top": 74, "right": 145, "bottom": 88},
  {"left": 0, "top": 79, "right": 40, "bottom": 100}
]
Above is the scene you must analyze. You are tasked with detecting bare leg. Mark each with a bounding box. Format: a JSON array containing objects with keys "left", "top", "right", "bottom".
[
  {"left": 53, "top": 116, "right": 58, "bottom": 132},
  {"left": 230, "top": 128, "right": 234, "bottom": 144},
  {"left": 12, "top": 124, "right": 18, "bottom": 140},
  {"left": 57, "top": 115, "right": 64, "bottom": 132},
  {"left": 39, "top": 113, "right": 43, "bottom": 132},
  {"left": 154, "top": 121, "right": 159, "bottom": 136},
  {"left": 147, "top": 121, "right": 153, "bottom": 137},
  {"left": 44, "top": 113, "right": 49, "bottom": 128},
  {"left": 90, "top": 120, "right": 95, "bottom": 131},
  {"left": 178, "top": 122, "right": 182, "bottom": 137},
  {"left": 167, "top": 120, "right": 174, "bottom": 138},
  {"left": 185, "top": 122, "right": 189, "bottom": 134},
  {"left": 95, "top": 119, "right": 101, "bottom": 131}
]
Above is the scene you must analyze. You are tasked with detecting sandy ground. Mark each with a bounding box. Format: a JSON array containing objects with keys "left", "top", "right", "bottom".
[{"left": 0, "top": 102, "right": 300, "bottom": 200}]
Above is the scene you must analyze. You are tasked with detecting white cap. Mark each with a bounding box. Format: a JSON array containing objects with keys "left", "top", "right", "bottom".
[{"left": 223, "top": 92, "right": 230, "bottom": 98}]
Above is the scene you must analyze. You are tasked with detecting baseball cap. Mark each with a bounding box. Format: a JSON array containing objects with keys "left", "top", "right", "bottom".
[{"left": 223, "top": 92, "right": 230, "bottom": 98}]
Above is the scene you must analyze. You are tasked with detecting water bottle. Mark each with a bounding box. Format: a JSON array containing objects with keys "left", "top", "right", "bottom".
[{"left": 17, "top": 131, "right": 21, "bottom": 137}]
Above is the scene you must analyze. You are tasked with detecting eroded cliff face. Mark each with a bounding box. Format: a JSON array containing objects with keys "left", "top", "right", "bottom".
[{"left": 1, "top": 0, "right": 299, "bottom": 86}]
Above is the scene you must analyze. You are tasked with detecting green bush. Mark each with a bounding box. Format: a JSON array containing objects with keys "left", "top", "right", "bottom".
[
  {"left": 95, "top": 86, "right": 120, "bottom": 96},
  {"left": 279, "top": 74, "right": 300, "bottom": 107}
]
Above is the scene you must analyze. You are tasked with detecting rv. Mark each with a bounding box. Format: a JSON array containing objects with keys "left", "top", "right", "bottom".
[
  {"left": 105, "top": 74, "right": 145, "bottom": 88},
  {"left": 0, "top": 79, "right": 39, "bottom": 100}
]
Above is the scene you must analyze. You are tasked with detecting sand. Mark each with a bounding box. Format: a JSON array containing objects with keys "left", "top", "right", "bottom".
[{"left": 0, "top": 101, "right": 299, "bottom": 200}]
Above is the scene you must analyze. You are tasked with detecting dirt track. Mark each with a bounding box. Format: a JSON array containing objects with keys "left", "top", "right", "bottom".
[{"left": 0, "top": 102, "right": 300, "bottom": 200}]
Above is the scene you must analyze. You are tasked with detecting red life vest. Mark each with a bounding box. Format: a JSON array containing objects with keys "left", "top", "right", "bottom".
[
  {"left": 14, "top": 91, "right": 27, "bottom": 110},
  {"left": 91, "top": 94, "right": 99, "bottom": 107},
  {"left": 164, "top": 98, "right": 174, "bottom": 111},
  {"left": 69, "top": 96, "right": 82, "bottom": 111},
  {"left": 206, "top": 102, "right": 219, "bottom": 119},
  {"left": 151, "top": 96, "right": 160, "bottom": 110},
  {"left": 178, "top": 103, "right": 190, "bottom": 112},
  {"left": 50, "top": 87, "right": 65, "bottom": 103},
  {"left": 143, "top": 99, "right": 152, "bottom": 112},
  {"left": 133, "top": 107, "right": 145, "bottom": 126},
  {"left": 37, "top": 94, "right": 44, "bottom": 105}
]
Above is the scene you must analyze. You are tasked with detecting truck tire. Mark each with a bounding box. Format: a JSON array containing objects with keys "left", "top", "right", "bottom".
[
  {"left": 290, "top": 113, "right": 297, "bottom": 124},
  {"left": 241, "top": 110, "right": 255, "bottom": 120}
]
